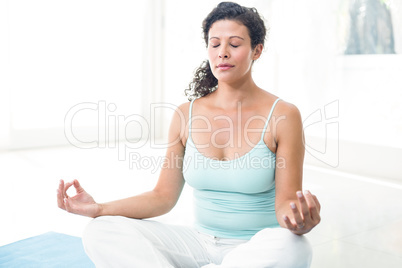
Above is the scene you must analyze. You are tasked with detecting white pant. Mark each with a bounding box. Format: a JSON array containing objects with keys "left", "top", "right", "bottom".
[{"left": 82, "top": 216, "right": 312, "bottom": 268}]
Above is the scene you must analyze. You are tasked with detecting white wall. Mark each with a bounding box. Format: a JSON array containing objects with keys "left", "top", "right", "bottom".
[
  {"left": 1, "top": 0, "right": 401, "bottom": 180},
  {"left": 1, "top": 0, "right": 153, "bottom": 150}
]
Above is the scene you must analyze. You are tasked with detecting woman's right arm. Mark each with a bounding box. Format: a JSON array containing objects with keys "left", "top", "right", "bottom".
[{"left": 57, "top": 103, "right": 188, "bottom": 219}]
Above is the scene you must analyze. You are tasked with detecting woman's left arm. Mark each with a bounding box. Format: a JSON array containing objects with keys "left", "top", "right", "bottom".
[{"left": 273, "top": 102, "right": 321, "bottom": 235}]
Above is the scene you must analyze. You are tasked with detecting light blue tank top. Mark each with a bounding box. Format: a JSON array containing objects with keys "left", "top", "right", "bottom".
[{"left": 183, "top": 98, "right": 281, "bottom": 240}]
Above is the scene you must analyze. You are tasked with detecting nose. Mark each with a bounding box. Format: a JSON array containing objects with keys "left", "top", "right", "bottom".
[{"left": 218, "top": 46, "right": 229, "bottom": 59}]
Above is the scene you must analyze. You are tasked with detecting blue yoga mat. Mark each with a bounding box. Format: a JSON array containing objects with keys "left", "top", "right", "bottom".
[{"left": 0, "top": 232, "right": 95, "bottom": 268}]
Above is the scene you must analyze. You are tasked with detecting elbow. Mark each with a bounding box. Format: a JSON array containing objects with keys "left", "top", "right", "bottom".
[{"left": 151, "top": 190, "right": 180, "bottom": 216}]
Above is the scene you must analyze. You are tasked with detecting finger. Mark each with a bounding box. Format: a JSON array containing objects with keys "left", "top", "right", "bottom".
[
  {"left": 312, "top": 194, "right": 321, "bottom": 212},
  {"left": 64, "top": 198, "right": 71, "bottom": 212},
  {"left": 57, "top": 180, "right": 66, "bottom": 209},
  {"left": 304, "top": 190, "right": 321, "bottom": 223},
  {"left": 56, "top": 188, "right": 65, "bottom": 210},
  {"left": 282, "top": 215, "right": 296, "bottom": 231},
  {"left": 297, "top": 191, "right": 311, "bottom": 221},
  {"left": 63, "top": 181, "right": 74, "bottom": 198},
  {"left": 58, "top": 179, "right": 65, "bottom": 197},
  {"left": 310, "top": 194, "right": 321, "bottom": 223},
  {"left": 73, "top": 179, "right": 85, "bottom": 193},
  {"left": 64, "top": 197, "right": 77, "bottom": 214},
  {"left": 290, "top": 202, "right": 304, "bottom": 229}
]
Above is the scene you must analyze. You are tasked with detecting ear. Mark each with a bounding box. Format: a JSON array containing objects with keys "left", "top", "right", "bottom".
[{"left": 252, "top": 44, "right": 263, "bottom": 60}]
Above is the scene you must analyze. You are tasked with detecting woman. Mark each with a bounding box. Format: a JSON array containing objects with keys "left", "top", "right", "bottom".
[{"left": 57, "top": 2, "right": 321, "bottom": 267}]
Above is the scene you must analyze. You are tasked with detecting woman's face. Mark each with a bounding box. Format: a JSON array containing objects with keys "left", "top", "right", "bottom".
[{"left": 207, "top": 20, "right": 262, "bottom": 84}]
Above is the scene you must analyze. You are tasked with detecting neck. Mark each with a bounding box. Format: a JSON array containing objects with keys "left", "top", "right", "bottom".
[{"left": 211, "top": 78, "right": 260, "bottom": 110}]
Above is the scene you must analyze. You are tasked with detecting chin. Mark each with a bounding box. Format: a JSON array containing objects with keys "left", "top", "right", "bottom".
[{"left": 213, "top": 72, "right": 236, "bottom": 82}]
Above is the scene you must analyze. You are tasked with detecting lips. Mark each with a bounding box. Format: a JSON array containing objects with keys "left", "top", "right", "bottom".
[{"left": 217, "top": 63, "right": 234, "bottom": 70}]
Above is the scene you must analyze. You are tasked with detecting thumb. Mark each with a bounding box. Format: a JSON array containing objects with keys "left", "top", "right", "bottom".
[{"left": 73, "top": 179, "right": 85, "bottom": 193}]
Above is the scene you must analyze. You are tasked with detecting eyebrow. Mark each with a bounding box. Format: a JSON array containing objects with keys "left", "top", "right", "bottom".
[{"left": 209, "top": 36, "right": 245, "bottom": 41}]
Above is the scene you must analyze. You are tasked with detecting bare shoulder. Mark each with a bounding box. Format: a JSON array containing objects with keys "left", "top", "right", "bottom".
[
  {"left": 173, "top": 101, "right": 190, "bottom": 121},
  {"left": 176, "top": 101, "right": 192, "bottom": 127},
  {"left": 176, "top": 101, "right": 191, "bottom": 112},
  {"left": 256, "top": 90, "right": 301, "bottom": 120},
  {"left": 273, "top": 99, "right": 303, "bottom": 143},
  {"left": 168, "top": 101, "right": 191, "bottom": 147},
  {"left": 274, "top": 99, "right": 302, "bottom": 122}
]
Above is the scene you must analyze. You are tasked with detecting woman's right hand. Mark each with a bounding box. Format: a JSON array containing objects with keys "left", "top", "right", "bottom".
[{"left": 57, "top": 179, "right": 101, "bottom": 218}]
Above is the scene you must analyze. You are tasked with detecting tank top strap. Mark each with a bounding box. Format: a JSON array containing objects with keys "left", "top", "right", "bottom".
[
  {"left": 188, "top": 99, "right": 195, "bottom": 139},
  {"left": 260, "top": 98, "right": 281, "bottom": 141}
]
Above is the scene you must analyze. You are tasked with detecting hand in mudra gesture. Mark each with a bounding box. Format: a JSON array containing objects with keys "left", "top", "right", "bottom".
[
  {"left": 57, "top": 179, "right": 100, "bottom": 218},
  {"left": 282, "top": 190, "right": 321, "bottom": 235}
]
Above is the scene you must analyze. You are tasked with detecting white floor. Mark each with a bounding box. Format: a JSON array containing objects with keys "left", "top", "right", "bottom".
[{"left": 1, "top": 144, "right": 402, "bottom": 267}]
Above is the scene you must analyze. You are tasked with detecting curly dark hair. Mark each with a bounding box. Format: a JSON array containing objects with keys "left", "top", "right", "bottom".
[{"left": 184, "top": 2, "right": 268, "bottom": 101}]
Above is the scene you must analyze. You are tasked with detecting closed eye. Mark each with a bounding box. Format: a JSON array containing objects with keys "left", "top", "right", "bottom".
[{"left": 211, "top": 44, "right": 239, "bottom": 48}]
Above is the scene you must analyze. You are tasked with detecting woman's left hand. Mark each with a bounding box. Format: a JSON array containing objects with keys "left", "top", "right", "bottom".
[{"left": 282, "top": 190, "right": 321, "bottom": 235}]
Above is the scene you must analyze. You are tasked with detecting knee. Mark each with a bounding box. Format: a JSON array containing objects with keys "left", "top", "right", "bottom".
[
  {"left": 82, "top": 216, "right": 112, "bottom": 251},
  {"left": 280, "top": 230, "right": 312, "bottom": 268},
  {"left": 82, "top": 216, "right": 133, "bottom": 254},
  {"left": 82, "top": 216, "right": 149, "bottom": 252},
  {"left": 253, "top": 228, "right": 312, "bottom": 268}
]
